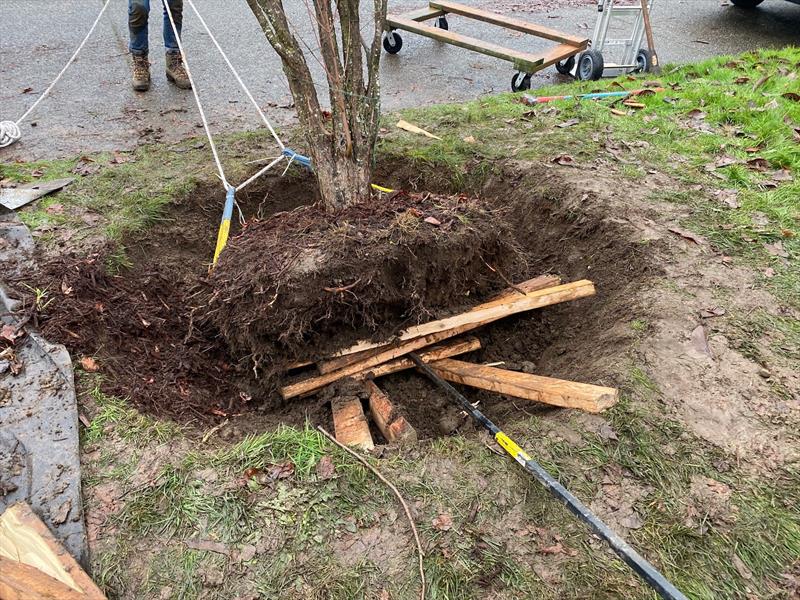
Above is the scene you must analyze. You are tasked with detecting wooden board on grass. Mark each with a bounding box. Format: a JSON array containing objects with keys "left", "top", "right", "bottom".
[
  {"left": 332, "top": 397, "right": 374, "bottom": 450},
  {"left": 430, "top": 358, "right": 619, "bottom": 413}
]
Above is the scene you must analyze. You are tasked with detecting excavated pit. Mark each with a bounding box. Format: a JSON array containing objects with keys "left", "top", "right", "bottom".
[{"left": 30, "top": 160, "right": 660, "bottom": 437}]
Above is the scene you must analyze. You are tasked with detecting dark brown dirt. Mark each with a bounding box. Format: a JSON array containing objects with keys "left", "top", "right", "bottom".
[{"left": 206, "top": 190, "right": 524, "bottom": 386}]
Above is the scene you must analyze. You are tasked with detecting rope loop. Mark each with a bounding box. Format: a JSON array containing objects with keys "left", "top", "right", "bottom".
[{"left": 0, "top": 122, "right": 21, "bottom": 148}]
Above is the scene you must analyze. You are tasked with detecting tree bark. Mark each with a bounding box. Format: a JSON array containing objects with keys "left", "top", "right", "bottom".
[{"left": 246, "top": 0, "right": 388, "bottom": 212}]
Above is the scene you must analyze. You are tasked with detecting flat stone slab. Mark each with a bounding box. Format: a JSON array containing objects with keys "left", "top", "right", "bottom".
[{"left": 0, "top": 206, "right": 88, "bottom": 567}]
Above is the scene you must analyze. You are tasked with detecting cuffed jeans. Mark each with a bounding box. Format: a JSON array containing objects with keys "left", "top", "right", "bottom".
[{"left": 129, "top": 0, "right": 184, "bottom": 56}]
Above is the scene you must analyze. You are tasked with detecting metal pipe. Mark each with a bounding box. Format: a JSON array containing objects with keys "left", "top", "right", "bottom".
[{"left": 409, "top": 353, "right": 689, "bottom": 600}]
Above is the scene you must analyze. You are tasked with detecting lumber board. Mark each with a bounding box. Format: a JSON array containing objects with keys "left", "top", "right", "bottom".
[
  {"left": 354, "top": 336, "right": 480, "bottom": 380},
  {"left": 385, "top": 15, "right": 545, "bottom": 73},
  {"left": 536, "top": 43, "right": 589, "bottom": 69},
  {"left": 429, "top": 359, "right": 619, "bottom": 413},
  {"left": 0, "top": 503, "right": 106, "bottom": 600},
  {"left": 365, "top": 381, "right": 418, "bottom": 444},
  {"left": 429, "top": 1, "right": 588, "bottom": 47},
  {"left": 281, "top": 279, "right": 593, "bottom": 399},
  {"left": 331, "top": 398, "right": 374, "bottom": 450},
  {"left": 325, "top": 274, "right": 561, "bottom": 362},
  {"left": 0, "top": 557, "right": 88, "bottom": 600},
  {"left": 398, "top": 6, "right": 446, "bottom": 21}
]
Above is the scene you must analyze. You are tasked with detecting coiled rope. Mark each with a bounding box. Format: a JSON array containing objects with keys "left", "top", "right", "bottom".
[{"left": 0, "top": 0, "right": 113, "bottom": 148}]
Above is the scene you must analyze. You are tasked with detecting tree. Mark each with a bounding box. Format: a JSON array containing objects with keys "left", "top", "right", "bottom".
[{"left": 246, "top": 0, "right": 389, "bottom": 211}]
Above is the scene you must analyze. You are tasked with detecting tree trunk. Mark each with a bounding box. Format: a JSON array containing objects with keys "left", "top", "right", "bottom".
[{"left": 246, "top": 0, "right": 388, "bottom": 212}]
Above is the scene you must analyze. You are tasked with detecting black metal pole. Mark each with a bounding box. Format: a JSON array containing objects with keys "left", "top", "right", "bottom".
[{"left": 409, "top": 353, "right": 688, "bottom": 600}]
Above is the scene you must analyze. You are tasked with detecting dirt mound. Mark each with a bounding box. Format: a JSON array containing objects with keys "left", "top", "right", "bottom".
[{"left": 206, "top": 191, "right": 524, "bottom": 380}]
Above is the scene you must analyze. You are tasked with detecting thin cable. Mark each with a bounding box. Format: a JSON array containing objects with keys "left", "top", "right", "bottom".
[
  {"left": 163, "top": 0, "right": 231, "bottom": 189},
  {"left": 184, "top": 0, "right": 284, "bottom": 151},
  {"left": 0, "top": 0, "right": 113, "bottom": 148}
]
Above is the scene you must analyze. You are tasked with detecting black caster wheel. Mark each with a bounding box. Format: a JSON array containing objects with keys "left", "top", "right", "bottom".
[
  {"left": 634, "top": 48, "right": 652, "bottom": 73},
  {"left": 435, "top": 16, "right": 449, "bottom": 30},
  {"left": 577, "top": 49, "right": 604, "bottom": 81},
  {"left": 383, "top": 31, "right": 403, "bottom": 54},
  {"left": 555, "top": 55, "right": 575, "bottom": 75},
  {"left": 511, "top": 72, "right": 532, "bottom": 92}
]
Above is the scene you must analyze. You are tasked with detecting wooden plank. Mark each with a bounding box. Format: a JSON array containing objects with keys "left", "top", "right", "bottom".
[
  {"left": 535, "top": 43, "right": 588, "bottom": 69},
  {"left": 0, "top": 556, "right": 89, "bottom": 600},
  {"left": 429, "top": 1, "right": 588, "bottom": 47},
  {"left": 429, "top": 359, "right": 619, "bottom": 413},
  {"left": 396, "top": 6, "right": 445, "bottom": 21},
  {"left": 0, "top": 503, "right": 106, "bottom": 600},
  {"left": 280, "top": 279, "right": 593, "bottom": 399},
  {"left": 365, "top": 381, "right": 418, "bottom": 444},
  {"left": 385, "top": 15, "right": 545, "bottom": 73},
  {"left": 354, "top": 336, "right": 480, "bottom": 380},
  {"left": 331, "top": 397, "right": 374, "bottom": 450},
  {"left": 325, "top": 274, "right": 561, "bottom": 362}
]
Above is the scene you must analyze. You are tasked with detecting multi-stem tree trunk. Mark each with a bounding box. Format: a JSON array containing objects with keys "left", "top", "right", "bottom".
[{"left": 246, "top": 0, "right": 388, "bottom": 211}]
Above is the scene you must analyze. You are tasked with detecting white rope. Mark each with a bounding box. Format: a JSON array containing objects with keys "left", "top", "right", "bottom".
[
  {"left": 0, "top": 0, "right": 113, "bottom": 148},
  {"left": 184, "top": 0, "right": 284, "bottom": 152}
]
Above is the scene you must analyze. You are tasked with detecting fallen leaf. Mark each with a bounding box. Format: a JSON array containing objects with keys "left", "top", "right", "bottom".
[
  {"left": 744, "top": 146, "right": 762, "bottom": 154},
  {"left": 700, "top": 307, "right": 726, "bottom": 318},
  {"left": 781, "top": 92, "right": 800, "bottom": 102},
  {"left": 396, "top": 119, "right": 441, "bottom": 140},
  {"left": 619, "top": 513, "right": 645, "bottom": 530},
  {"left": 243, "top": 467, "right": 263, "bottom": 480},
  {"left": 668, "top": 227, "right": 704, "bottom": 245},
  {"left": 705, "top": 156, "right": 738, "bottom": 171},
  {"left": 80, "top": 356, "right": 100, "bottom": 372},
  {"left": 609, "top": 108, "right": 628, "bottom": 116},
  {"left": 597, "top": 422, "right": 618, "bottom": 441},
  {"left": 61, "top": 279, "right": 73, "bottom": 295},
  {"left": 462, "top": 135, "right": 476, "bottom": 143},
  {"left": 781, "top": 228, "right": 795, "bottom": 238},
  {"left": 746, "top": 157, "right": 770, "bottom": 171},
  {"left": 45, "top": 203, "right": 64, "bottom": 214},
  {"left": 432, "top": 513, "right": 453, "bottom": 531},
  {"left": 424, "top": 216, "right": 441, "bottom": 226},
  {"left": 713, "top": 189, "right": 740, "bottom": 208},
  {"left": 733, "top": 76, "right": 750, "bottom": 84},
  {"left": 0, "top": 324, "right": 23, "bottom": 344},
  {"left": 753, "top": 74, "right": 771, "bottom": 90},
  {"left": 764, "top": 267, "right": 776, "bottom": 278},
  {"left": 72, "top": 156, "right": 100, "bottom": 177},
  {"left": 771, "top": 169, "right": 793, "bottom": 182},
  {"left": 184, "top": 539, "right": 231, "bottom": 556},
  {"left": 316, "top": 455, "right": 335, "bottom": 480},
  {"left": 556, "top": 118, "right": 580, "bottom": 128},
  {"left": 22, "top": 86, "right": 33, "bottom": 93},
  {"left": 764, "top": 241, "right": 789, "bottom": 258},
  {"left": 267, "top": 461, "right": 295, "bottom": 480},
  {"left": 538, "top": 543, "right": 564, "bottom": 555},
  {"left": 732, "top": 554, "right": 753, "bottom": 580},
  {"left": 622, "top": 101, "right": 646, "bottom": 109},
  {"left": 691, "top": 325, "right": 714, "bottom": 359},
  {"left": 552, "top": 154, "right": 576, "bottom": 166}
]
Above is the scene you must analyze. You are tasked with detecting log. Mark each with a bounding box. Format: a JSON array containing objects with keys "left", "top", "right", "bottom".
[
  {"left": 0, "top": 503, "right": 106, "bottom": 600},
  {"left": 331, "top": 397, "right": 374, "bottom": 450},
  {"left": 0, "top": 557, "right": 88, "bottom": 600},
  {"left": 365, "top": 381, "right": 417, "bottom": 444},
  {"left": 354, "top": 336, "right": 480, "bottom": 380},
  {"left": 322, "top": 274, "right": 561, "bottom": 365},
  {"left": 429, "top": 359, "right": 619, "bottom": 413},
  {"left": 281, "top": 279, "right": 593, "bottom": 400}
]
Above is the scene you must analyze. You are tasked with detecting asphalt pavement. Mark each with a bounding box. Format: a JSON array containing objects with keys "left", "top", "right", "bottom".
[{"left": 1, "top": 0, "right": 798, "bottom": 161}]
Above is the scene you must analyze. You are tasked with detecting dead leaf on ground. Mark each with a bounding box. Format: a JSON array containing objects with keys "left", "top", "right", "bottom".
[
  {"left": 700, "top": 306, "right": 726, "bottom": 318},
  {"left": 0, "top": 324, "right": 24, "bottom": 344},
  {"left": 538, "top": 543, "right": 576, "bottom": 556},
  {"left": 432, "top": 513, "right": 453, "bottom": 531},
  {"left": 609, "top": 108, "right": 627, "bottom": 116},
  {"left": 691, "top": 325, "right": 714, "bottom": 359},
  {"left": 764, "top": 241, "right": 789, "bottom": 258},
  {"left": 556, "top": 118, "right": 580, "bottom": 128},
  {"left": 22, "top": 86, "right": 33, "bottom": 93},
  {"left": 746, "top": 157, "right": 770, "bottom": 171},
  {"left": 267, "top": 462, "right": 295, "bottom": 480},
  {"left": 753, "top": 74, "right": 771, "bottom": 90},
  {"left": 184, "top": 539, "right": 231, "bottom": 556},
  {"left": 396, "top": 119, "right": 441, "bottom": 140},
  {"left": 712, "top": 189, "right": 740, "bottom": 208},
  {"left": 424, "top": 216, "right": 441, "bottom": 226},
  {"left": 781, "top": 92, "right": 800, "bottom": 102},
  {"left": 668, "top": 227, "right": 704, "bottom": 245},
  {"left": 316, "top": 455, "right": 335, "bottom": 480},
  {"left": 705, "top": 156, "right": 738, "bottom": 171},
  {"left": 732, "top": 554, "right": 753, "bottom": 580},
  {"left": 622, "top": 101, "right": 646, "bottom": 109},
  {"left": 72, "top": 157, "right": 100, "bottom": 177},
  {"left": 764, "top": 267, "right": 776, "bottom": 278},
  {"left": 462, "top": 135, "right": 476, "bottom": 143},
  {"left": 552, "top": 154, "right": 576, "bottom": 166},
  {"left": 61, "top": 279, "right": 73, "bottom": 295},
  {"left": 80, "top": 356, "right": 100, "bottom": 372},
  {"left": 771, "top": 169, "right": 793, "bottom": 183},
  {"left": 733, "top": 76, "right": 750, "bottom": 84}
]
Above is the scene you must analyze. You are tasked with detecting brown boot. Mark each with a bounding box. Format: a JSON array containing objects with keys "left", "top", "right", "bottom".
[
  {"left": 131, "top": 54, "right": 151, "bottom": 92},
  {"left": 165, "top": 52, "right": 192, "bottom": 89}
]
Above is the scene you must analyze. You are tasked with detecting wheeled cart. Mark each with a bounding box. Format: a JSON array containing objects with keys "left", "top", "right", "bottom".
[
  {"left": 572, "top": 0, "right": 657, "bottom": 81},
  {"left": 382, "top": 1, "right": 589, "bottom": 92}
]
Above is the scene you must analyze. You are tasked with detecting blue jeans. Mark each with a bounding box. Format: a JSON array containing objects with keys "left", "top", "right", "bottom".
[{"left": 129, "top": 0, "right": 183, "bottom": 56}]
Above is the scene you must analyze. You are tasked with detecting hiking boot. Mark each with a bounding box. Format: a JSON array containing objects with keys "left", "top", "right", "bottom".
[
  {"left": 131, "top": 54, "right": 151, "bottom": 92},
  {"left": 165, "top": 52, "right": 192, "bottom": 89}
]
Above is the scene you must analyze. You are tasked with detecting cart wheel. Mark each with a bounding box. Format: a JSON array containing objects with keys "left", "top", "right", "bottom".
[
  {"left": 577, "top": 50, "right": 604, "bottom": 81},
  {"left": 555, "top": 56, "right": 576, "bottom": 76},
  {"left": 435, "top": 16, "right": 449, "bottom": 30},
  {"left": 511, "top": 72, "right": 532, "bottom": 92},
  {"left": 634, "top": 49, "right": 652, "bottom": 73},
  {"left": 383, "top": 31, "right": 403, "bottom": 54}
]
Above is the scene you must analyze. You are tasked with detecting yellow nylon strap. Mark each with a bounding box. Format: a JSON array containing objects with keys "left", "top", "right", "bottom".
[
  {"left": 212, "top": 218, "right": 231, "bottom": 266},
  {"left": 370, "top": 183, "right": 394, "bottom": 193}
]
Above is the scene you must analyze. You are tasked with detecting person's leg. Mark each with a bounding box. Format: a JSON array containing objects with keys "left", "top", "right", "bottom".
[
  {"left": 162, "top": 0, "right": 182, "bottom": 54},
  {"left": 128, "top": 0, "right": 150, "bottom": 56},
  {"left": 162, "top": 0, "right": 191, "bottom": 89},
  {"left": 128, "top": 0, "right": 151, "bottom": 91}
]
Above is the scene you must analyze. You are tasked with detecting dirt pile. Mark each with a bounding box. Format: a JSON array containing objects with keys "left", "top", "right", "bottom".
[{"left": 206, "top": 191, "right": 525, "bottom": 379}]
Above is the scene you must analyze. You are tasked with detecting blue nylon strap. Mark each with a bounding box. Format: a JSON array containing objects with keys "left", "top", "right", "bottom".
[
  {"left": 282, "top": 148, "right": 313, "bottom": 170},
  {"left": 222, "top": 186, "right": 235, "bottom": 221}
]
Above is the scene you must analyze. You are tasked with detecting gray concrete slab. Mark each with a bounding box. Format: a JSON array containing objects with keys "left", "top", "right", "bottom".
[{"left": 0, "top": 0, "right": 798, "bottom": 160}]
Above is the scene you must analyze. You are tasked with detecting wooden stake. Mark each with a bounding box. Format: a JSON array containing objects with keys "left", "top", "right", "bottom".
[
  {"left": 429, "top": 359, "right": 619, "bottom": 413},
  {"left": 365, "top": 381, "right": 418, "bottom": 444},
  {"left": 0, "top": 503, "right": 106, "bottom": 600},
  {"left": 281, "top": 279, "right": 593, "bottom": 399},
  {"left": 354, "top": 336, "right": 480, "bottom": 381},
  {"left": 331, "top": 397, "right": 374, "bottom": 450}
]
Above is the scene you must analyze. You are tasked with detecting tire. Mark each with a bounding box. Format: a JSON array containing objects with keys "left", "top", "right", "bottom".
[
  {"left": 555, "top": 56, "right": 576, "bottom": 75},
  {"left": 577, "top": 50, "right": 604, "bottom": 81},
  {"left": 511, "top": 72, "right": 532, "bottom": 92},
  {"left": 730, "top": 0, "right": 764, "bottom": 7},
  {"left": 634, "top": 49, "right": 652, "bottom": 73},
  {"left": 436, "top": 16, "right": 449, "bottom": 30},
  {"left": 383, "top": 32, "right": 403, "bottom": 54}
]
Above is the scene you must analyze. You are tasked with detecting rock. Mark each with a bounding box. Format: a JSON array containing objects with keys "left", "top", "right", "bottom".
[{"left": 758, "top": 368, "right": 771, "bottom": 379}]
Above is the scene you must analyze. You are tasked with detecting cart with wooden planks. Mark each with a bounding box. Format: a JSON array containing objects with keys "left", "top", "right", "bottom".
[{"left": 382, "top": 1, "right": 589, "bottom": 92}]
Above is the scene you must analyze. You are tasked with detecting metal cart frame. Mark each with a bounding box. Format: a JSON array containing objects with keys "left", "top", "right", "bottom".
[
  {"left": 383, "top": 1, "right": 589, "bottom": 92},
  {"left": 587, "top": 0, "right": 657, "bottom": 78}
]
